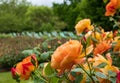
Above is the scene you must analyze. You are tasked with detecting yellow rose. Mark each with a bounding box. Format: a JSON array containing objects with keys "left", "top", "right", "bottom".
[{"left": 75, "top": 19, "right": 93, "bottom": 35}]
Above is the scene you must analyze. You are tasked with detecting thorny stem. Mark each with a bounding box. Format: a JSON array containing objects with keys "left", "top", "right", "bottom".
[
  {"left": 64, "top": 72, "right": 72, "bottom": 83},
  {"left": 84, "top": 48, "right": 91, "bottom": 73},
  {"left": 83, "top": 45, "right": 96, "bottom": 83}
]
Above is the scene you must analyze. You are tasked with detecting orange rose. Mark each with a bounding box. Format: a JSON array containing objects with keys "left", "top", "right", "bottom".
[
  {"left": 93, "top": 41, "right": 111, "bottom": 56},
  {"left": 51, "top": 40, "right": 82, "bottom": 75},
  {"left": 75, "top": 19, "right": 94, "bottom": 35},
  {"left": 105, "top": 0, "right": 120, "bottom": 16},
  {"left": 11, "top": 54, "right": 38, "bottom": 80}
]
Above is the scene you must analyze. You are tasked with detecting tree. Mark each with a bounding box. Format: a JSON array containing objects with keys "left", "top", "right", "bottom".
[
  {"left": 25, "top": 6, "right": 66, "bottom": 32},
  {"left": 0, "top": 0, "right": 30, "bottom": 33},
  {"left": 53, "top": 0, "right": 81, "bottom": 31},
  {"left": 53, "top": 0, "right": 113, "bottom": 31}
]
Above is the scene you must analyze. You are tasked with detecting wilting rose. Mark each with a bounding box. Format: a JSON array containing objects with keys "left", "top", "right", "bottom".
[
  {"left": 11, "top": 54, "right": 38, "bottom": 80},
  {"left": 51, "top": 40, "right": 82, "bottom": 75},
  {"left": 116, "top": 71, "right": 120, "bottom": 83},
  {"left": 105, "top": 0, "right": 120, "bottom": 16},
  {"left": 75, "top": 19, "right": 94, "bottom": 35},
  {"left": 93, "top": 41, "right": 111, "bottom": 56}
]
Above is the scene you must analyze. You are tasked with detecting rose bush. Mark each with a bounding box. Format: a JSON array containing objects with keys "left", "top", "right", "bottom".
[{"left": 11, "top": 1, "right": 120, "bottom": 83}]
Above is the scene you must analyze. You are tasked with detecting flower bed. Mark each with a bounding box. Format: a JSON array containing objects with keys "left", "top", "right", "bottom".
[{"left": 0, "top": 36, "right": 68, "bottom": 69}]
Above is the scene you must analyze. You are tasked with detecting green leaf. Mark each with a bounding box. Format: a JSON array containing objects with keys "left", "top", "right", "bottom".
[
  {"left": 103, "top": 0, "right": 108, "bottom": 3},
  {"left": 108, "top": 70, "right": 116, "bottom": 77},
  {"left": 96, "top": 62, "right": 107, "bottom": 68},
  {"left": 32, "top": 75, "right": 46, "bottom": 83},
  {"left": 86, "top": 36, "right": 91, "bottom": 46},
  {"left": 109, "top": 17, "right": 114, "bottom": 21},
  {"left": 42, "top": 42, "right": 48, "bottom": 49},
  {"left": 95, "top": 72, "right": 107, "bottom": 79},
  {"left": 96, "top": 28, "right": 102, "bottom": 34},
  {"left": 22, "top": 47, "right": 40, "bottom": 56},
  {"left": 44, "top": 62, "right": 55, "bottom": 76},
  {"left": 70, "top": 72, "right": 77, "bottom": 77},
  {"left": 91, "top": 37, "right": 98, "bottom": 43},
  {"left": 41, "top": 51, "right": 53, "bottom": 60},
  {"left": 33, "top": 47, "right": 41, "bottom": 55},
  {"left": 109, "top": 77, "right": 116, "bottom": 83},
  {"left": 112, "top": 42, "right": 117, "bottom": 47},
  {"left": 92, "top": 76, "right": 98, "bottom": 82},
  {"left": 22, "top": 49, "right": 34, "bottom": 56},
  {"left": 71, "top": 68, "right": 83, "bottom": 73},
  {"left": 74, "top": 74, "right": 83, "bottom": 83},
  {"left": 50, "top": 77, "right": 59, "bottom": 83}
]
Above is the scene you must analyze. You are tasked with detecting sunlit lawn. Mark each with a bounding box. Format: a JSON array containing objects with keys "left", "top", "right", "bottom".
[{"left": 0, "top": 72, "right": 31, "bottom": 83}]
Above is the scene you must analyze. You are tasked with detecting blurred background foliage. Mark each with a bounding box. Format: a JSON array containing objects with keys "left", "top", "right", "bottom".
[
  {"left": 53, "top": 0, "right": 113, "bottom": 31},
  {"left": 0, "top": 0, "right": 114, "bottom": 33},
  {"left": 0, "top": 0, "right": 66, "bottom": 33}
]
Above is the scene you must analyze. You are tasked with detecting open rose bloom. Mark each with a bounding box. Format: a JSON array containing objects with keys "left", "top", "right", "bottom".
[
  {"left": 11, "top": 4, "right": 120, "bottom": 82},
  {"left": 105, "top": 0, "right": 120, "bottom": 16},
  {"left": 11, "top": 54, "right": 38, "bottom": 80},
  {"left": 51, "top": 40, "right": 82, "bottom": 74}
]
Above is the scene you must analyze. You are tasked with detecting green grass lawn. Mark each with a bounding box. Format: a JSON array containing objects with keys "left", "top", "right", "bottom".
[{"left": 0, "top": 72, "right": 31, "bottom": 83}]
